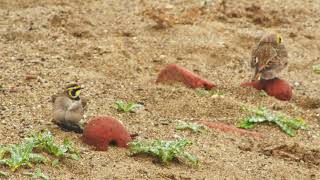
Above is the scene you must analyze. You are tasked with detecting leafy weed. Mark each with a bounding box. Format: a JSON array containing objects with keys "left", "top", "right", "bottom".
[
  {"left": 238, "top": 107, "right": 307, "bottom": 136},
  {"left": 129, "top": 139, "right": 198, "bottom": 165},
  {"left": 176, "top": 121, "right": 206, "bottom": 133},
  {"left": 114, "top": 100, "right": 143, "bottom": 113}
]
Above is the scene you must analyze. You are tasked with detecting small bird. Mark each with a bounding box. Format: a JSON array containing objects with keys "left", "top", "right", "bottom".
[
  {"left": 251, "top": 33, "right": 288, "bottom": 81},
  {"left": 52, "top": 83, "right": 87, "bottom": 133}
]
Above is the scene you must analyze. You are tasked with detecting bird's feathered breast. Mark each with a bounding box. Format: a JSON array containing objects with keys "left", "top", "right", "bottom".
[
  {"left": 52, "top": 92, "right": 87, "bottom": 110},
  {"left": 53, "top": 95, "right": 73, "bottom": 111}
]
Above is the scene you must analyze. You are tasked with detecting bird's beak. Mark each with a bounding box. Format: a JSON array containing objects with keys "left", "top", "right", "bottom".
[{"left": 258, "top": 64, "right": 266, "bottom": 71}]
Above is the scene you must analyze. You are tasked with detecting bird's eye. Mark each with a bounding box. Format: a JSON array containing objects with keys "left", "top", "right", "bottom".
[
  {"left": 267, "top": 61, "right": 272, "bottom": 66},
  {"left": 276, "top": 35, "right": 282, "bottom": 44}
]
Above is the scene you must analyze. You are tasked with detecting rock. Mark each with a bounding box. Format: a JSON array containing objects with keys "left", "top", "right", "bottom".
[
  {"left": 82, "top": 116, "right": 132, "bottom": 151},
  {"left": 156, "top": 64, "right": 216, "bottom": 89}
]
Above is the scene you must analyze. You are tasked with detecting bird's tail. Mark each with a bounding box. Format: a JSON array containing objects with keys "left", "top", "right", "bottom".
[{"left": 56, "top": 121, "right": 83, "bottom": 134}]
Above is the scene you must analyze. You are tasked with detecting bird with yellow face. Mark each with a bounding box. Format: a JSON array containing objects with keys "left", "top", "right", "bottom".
[
  {"left": 52, "top": 83, "right": 87, "bottom": 133},
  {"left": 251, "top": 33, "right": 288, "bottom": 81}
]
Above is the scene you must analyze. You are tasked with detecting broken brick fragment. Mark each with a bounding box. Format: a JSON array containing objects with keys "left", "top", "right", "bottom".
[
  {"left": 156, "top": 64, "right": 216, "bottom": 90},
  {"left": 82, "top": 116, "right": 132, "bottom": 151},
  {"left": 199, "top": 121, "right": 267, "bottom": 139},
  {"left": 241, "top": 78, "right": 292, "bottom": 101}
]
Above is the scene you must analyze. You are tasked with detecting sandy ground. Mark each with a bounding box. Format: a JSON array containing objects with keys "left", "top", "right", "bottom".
[{"left": 0, "top": 0, "right": 320, "bottom": 179}]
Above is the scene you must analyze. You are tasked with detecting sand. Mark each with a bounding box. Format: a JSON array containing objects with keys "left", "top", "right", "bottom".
[{"left": 0, "top": 0, "right": 319, "bottom": 179}]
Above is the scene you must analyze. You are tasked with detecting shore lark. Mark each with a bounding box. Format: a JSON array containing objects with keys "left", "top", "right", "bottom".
[
  {"left": 251, "top": 33, "right": 288, "bottom": 81},
  {"left": 52, "top": 83, "right": 87, "bottom": 133}
]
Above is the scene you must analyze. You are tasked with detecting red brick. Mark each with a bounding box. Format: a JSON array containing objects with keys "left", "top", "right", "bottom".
[
  {"left": 241, "top": 78, "right": 292, "bottom": 101},
  {"left": 82, "top": 116, "right": 132, "bottom": 151},
  {"left": 156, "top": 64, "right": 215, "bottom": 89},
  {"left": 199, "top": 121, "right": 267, "bottom": 139}
]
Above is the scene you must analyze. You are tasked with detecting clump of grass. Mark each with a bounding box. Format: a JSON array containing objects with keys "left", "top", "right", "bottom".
[
  {"left": 313, "top": 64, "right": 320, "bottom": 74},
  {"left": 195, "top": 88, "right": 224, "bottom": 98},
  {"left": 0, "top": 130, "right": 79, "bottom": 175},
  {"left": 23, "top": 168, "right": 49, "bottom": 180},
  {"left": 176, "top": 121, "right": 206, "bottom": 133},
  {"left": 114, "top": 100, "right": 143, "bottom": 113},
  {"left": 129, "top": 139, "right": 198, "bottom": 165},
  {"left": 238, "top": 107, "right": 307, "bottom": 136}
]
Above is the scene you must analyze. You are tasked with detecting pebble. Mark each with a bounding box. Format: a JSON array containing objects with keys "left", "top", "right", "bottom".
[{"left": 294, "top": 81, "right": 300, "bottom": 87}]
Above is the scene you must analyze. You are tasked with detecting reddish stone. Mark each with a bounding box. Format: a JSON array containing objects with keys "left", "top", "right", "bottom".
[
  {"left": 240, "top": 81, "right": 263, "bottom": 90},
  {"left": 156, "top": 64, "right": 216, "bottom": 90},
  {"left": 241, "top": 78, "right": 292, "bottom": 101},
  {"left": 199, "top": 121, "right": 267, "bottom": 139},
  {"left": 82, "top": 116, "right": 132, "bottom": 151}
]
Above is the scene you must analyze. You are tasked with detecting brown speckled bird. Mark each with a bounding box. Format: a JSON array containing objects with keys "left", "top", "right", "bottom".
[
  {"left": 251, "top": 33, "right": 288, "bottom": 81},
  {"left": 52, "top": 83, "right": 87, "bottom": 133}
]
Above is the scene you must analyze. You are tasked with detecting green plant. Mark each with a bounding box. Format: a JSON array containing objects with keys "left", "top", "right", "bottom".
[
  {"left": 0, "top": 171, "right": 8, "bottom": 176},
  {"left": 129, "top": 139, "right": 198, "bottom": 165},
  {"left": 28, "top": 131, "right": 79, "bottom": 160},
  {"left": 238, "top": 107, "right": 307, "bottom": 136},
  {"left": 24, "top": 168, "right": 49, "bottom": 180},
  {"left": 259, "top": 90, "right": 268, "bottom": 97},
  {"left": 0, "top": 140, "right": 48, "bottom": 171},
  {"left": 176, "top": 121, "right": 206, "bottom": 133},
  {"left": 195, "top": 88, "right": 224, "bottom": 97},
  {"left": 114, "top": 101, "right": 143, "bottom": 112},
  {"left": 0, "top": 130, "right": 79, "bottom": 174},
  {"left": 312, "top": 64, "right": 320, "bottom": 74}
]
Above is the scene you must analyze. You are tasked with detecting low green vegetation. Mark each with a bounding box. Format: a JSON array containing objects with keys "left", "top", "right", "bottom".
[
  {"left": 259, "top": 90, "right": 268, "bottom": 97},
  {"left": 23, "top": 168, "right": 49, "bottom": 180},
  {"left": 0, "top": 130, "right": 79, "bottom": 177},
  {"left": 195, "top": 88, "right": 224, "bottom": 98},
  {"left": 129, "top": 139, "right": 198, "bottom": 165},
  {"left": 114, "top": 100, "right": 144, "bottom": 113},
  {"left": 176, "top": 121, "right": 206, "bottom": 133},
  {"left": 238, "top": 107, "right": 307, "bottom": 137},
  {"left": 312, "top": 64, "right": 320, "bottom": 74},
  {"left": 0, "top": 171, "right": 8, "bottom": 177}
]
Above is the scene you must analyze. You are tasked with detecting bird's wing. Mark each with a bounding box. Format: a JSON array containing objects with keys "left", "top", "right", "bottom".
[{"left": 54, "top": 95, "right": 71, "bottom": 111}]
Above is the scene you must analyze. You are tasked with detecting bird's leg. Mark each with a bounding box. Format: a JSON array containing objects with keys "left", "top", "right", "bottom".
[{"left": 252, "top": 69, "right": 261, "bottom": 82}]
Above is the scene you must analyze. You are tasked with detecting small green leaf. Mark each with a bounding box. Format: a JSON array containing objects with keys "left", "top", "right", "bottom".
[
  {"left": 0, "top": 171, "right": 8, "bottom": 176},
  {"left": 237, "top": 118, "right": 256, "bottom": 129},
  {"left": 176, "top": 121, "right": 206, "bottom": 133},
  {"left": 24, "top": 168, "right": 49, "bottom": 180},
  {"left": 195, "top": 88, "right": 224, "bottom": 97},
  {"left": 312, "top": 64, "right": 320, "bottom": 74},
  {"left": 259, "top": 90, "right": 268, "bottom": 97},
  {"left": 114, "top": 101, "right": 143, "bottom": 112},
  {"left": 51, "top": 159, "right": 59, "bottom": 167}
]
